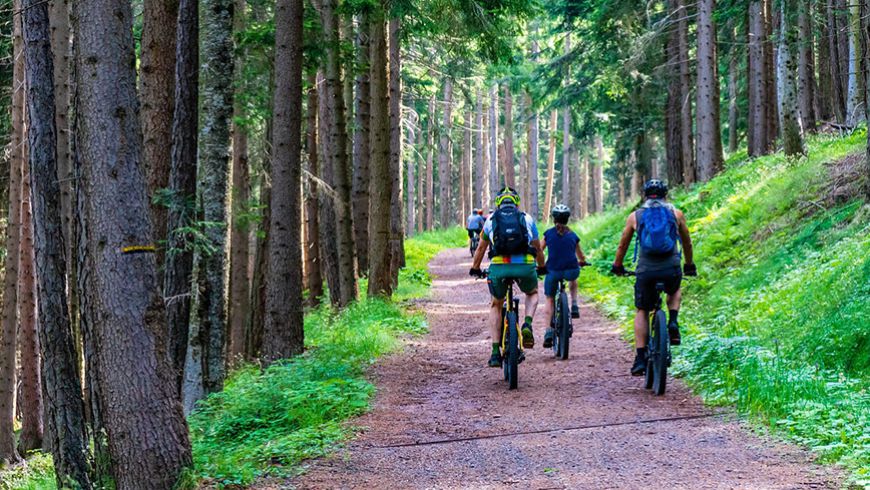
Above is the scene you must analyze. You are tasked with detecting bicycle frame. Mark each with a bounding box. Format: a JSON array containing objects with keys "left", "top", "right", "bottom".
[{"left": 500, "top": 279, "right": 523, "bottom": 353}]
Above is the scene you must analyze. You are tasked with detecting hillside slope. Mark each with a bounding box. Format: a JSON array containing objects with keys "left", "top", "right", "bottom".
[{"left": 574, "top": 131, "right": 870, "bottom": 484}]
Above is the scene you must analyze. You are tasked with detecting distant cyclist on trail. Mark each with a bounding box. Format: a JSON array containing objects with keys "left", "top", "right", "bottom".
[
  {"left": 610, "top": 179, "right": 697, "bottom": 376},
  {"left": 466, "top": 208, "right": 485, "bottom": 244},
  {"left": 470, "top": 187, "right": 547, "bottom": 368},
  {"left": 541, "top": 204, "right": 590, "bottom": 348}
]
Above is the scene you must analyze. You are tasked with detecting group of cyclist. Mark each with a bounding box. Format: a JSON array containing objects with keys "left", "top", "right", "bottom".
[{"left": 468, "top": 180, "right": 696, "bottom": 375}]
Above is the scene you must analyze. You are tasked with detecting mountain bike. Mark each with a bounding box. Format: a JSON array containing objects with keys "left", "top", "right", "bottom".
[
  {"left": 551, "top": 278, "right": 572, "bottom": 360},
  {"left": 624, "top": 271, "right": 670, "bottom": 396},
  {"left": 469, "top": 231, "right": 480, "bottom": 257},
  {"left": 478, "top": 270, "right": 523, "bottom": 390}
]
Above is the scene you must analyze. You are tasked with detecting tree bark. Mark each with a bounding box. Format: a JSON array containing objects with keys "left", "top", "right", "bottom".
[
  {"left": 827, "top": 0, "right": 847, "bottom": 122},
  {"left": 488, "top": 85, "right": 499, "bottom": 196},
  {"left": 797, "top": 0, "right": 817, "bottom": 131},
  {"left": 527, "top": 95, "right": 539, "bottom": 219},
  {"left": 481, "top": 102, "right": 491, "bottom": 208},
  {"left": 228, "top": 0, "right": 250, "bottom": 363},
  {"left": 305, "top": 75, "right": 323, "bottom": 306},
  {"left": 425, "top": 97, "right": 435, "bottom": 230},
  {"left": 140, "top": 0, "right": 178, "bottom": 267},
  {"left": 407, "top": 110, "right": 417, "bottom": 235},
  {"left": 353, "top": 11, "right": 371, "bottom": 273},
  {"left": 779, "top": 0, "right": 806, "bottom": 155},
  {"left": 368, "top": 5, "right": 392, "bottom": 296},
  {"left": 317, "top": 71, "right": 341, "bottom": 306},
  {"left": 71, "top": 0, "right": 194, "bottom": 483},
  {"left": 502, "top": 84, "right": 515, "bottom": 188},
  {"left": 460, "top": 115, "right": 469, "bottom": 216},
  {"left": 863, "top": 0, "right": 870, "bottom": 198},
  {"left": 17, "top": 155, "right": 43, "bottom": 453},
  {"left": 847, "top": 1, "right": 864, "bottom": 125},
  {"left": 416, "top": 110, "right": 425, "bottom": 232},
  {"left": 569, "top": 146, "right": 580, "bottom": 214},
  {"left": 318, "top": 0, "right": 357, "bottom": 306},
  {"left": 0, "top": 6, "right": 24, "bottom": 460},
  {"left": 748, "top": 0, "right": 772, "bottom": 156},
  {"left": 388, "top": 17, "right": 404, "bottom": 287},
  {"left": 164, "top": 0, "right": 198, "bottom": 389},
  {"left": 543, "top": 110, "right": 557, "bottom": 221},
  {"left": 474, "top": 92, "right": 485, "bottom": 209},
  {"left": 592, "top": 136, "right": 605, "bottom": 213},
  {"left": 580, "top": 154, "right": 589, "bottom": 218},
  {"left": 561, "top": 105, "right": 570, "bottom": 204},
  {"left": 696, "top": 0, "right": 724, "bottom": 182},
  {"left": 676, "top": 0, "right": 695, "bottom": 183},
  {"left": 728, "top": 26, "right": 740, "bottom": 153},
  {"left": 263, "top": 0, "right": 304, "bottom": 362},
  {"left": 24, "top": 0, "right": 93, "bottom": 485},
  {"left": 438, "top": 78, "right": 453, "bottom": 228},
  {"left": 816, "top": 0, "right": 834, "bottom": 121}
]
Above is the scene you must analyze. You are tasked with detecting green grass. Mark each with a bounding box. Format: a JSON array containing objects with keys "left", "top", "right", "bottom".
[
  {"left": 572, "top": 131, "right": 870, "bottom": 484},
  {"left": 0, "top": 227, "right": 464, "bottom": 489}
]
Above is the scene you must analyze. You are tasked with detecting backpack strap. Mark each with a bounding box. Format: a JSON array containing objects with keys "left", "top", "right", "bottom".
[{"left": 632, "top": 209, "right": 642, "bottom": 264}]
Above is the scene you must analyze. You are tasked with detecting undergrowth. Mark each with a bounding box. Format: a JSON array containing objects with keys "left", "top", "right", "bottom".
[{"left": 574, "top": 131, "right": 870, "bottom": 485}]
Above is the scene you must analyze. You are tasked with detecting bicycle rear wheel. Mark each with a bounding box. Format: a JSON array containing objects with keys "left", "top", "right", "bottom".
[
  {"left": 652, "top": 309, "right": 669, "bottom": 395},
  {"left": 557, "top": 291, "right": 570, "bottom": 360},
  {"left": 505, "top": 311, "right": 519, "bottom": 390}
]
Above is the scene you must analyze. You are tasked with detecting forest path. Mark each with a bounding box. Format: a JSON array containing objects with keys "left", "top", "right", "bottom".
[{"left": 282, "top": 248, "right": 839, "bottom": 489}]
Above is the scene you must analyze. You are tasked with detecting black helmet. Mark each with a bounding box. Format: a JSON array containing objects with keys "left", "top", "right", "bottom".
[
  {"left": 643, "top": 179, "right": 668, "bottom": 199},
  {"left": 551, "top": 204, "right": 571, "bottom": 224}
]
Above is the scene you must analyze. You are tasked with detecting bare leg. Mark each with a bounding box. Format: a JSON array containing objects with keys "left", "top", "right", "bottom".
[
  {"left": 545, "top": 296, "right": 556, "bottom": 325},
  {"left": 523, "top": 290, "right": 539, "bottom": 320},
  {"left": 489, "top": 298, "right": 503, "bottom": 344},
  {"left": 569, "top": 280, "right": 578, "bottom": 305},
  {"left": 666, "top": 288, "right": 682, "bottom": 311},
  {"left": 634, "top": 309, "right": 649, "bottom": 348}
]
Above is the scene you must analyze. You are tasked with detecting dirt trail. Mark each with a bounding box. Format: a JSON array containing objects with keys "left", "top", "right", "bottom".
[{"left": 285, "top": 248, "right": 839, "bottom": 489}]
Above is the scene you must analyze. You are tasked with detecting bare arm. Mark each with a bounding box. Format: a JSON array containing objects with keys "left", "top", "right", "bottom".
[
  {"left": 575, "top": 242, "right": 588, "bottom": 263},
  {"left": 676, "top": 210, "right": 694, "bottom": 265},
  {"left": 531, "top": 239, "right": 546, "bottom": 268},
  {"left": 613, "top": 213, "right": 637, "bottom": 267},
  {"left": 471, "top": 238, "right": 489, "bottom": 270}
]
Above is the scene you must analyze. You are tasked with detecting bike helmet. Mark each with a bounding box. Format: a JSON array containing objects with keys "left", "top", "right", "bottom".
[
  {"left": 643, "top": 179, "right": 668, "bottom": 199},
  {"left": 494, "top": 186, "right": 520, "bottom": 207},
  {"left": 551, "top": 204, "right": 571, "bottom": 224}
]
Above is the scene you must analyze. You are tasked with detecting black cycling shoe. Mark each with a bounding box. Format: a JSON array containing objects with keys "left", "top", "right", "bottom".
[
  {"left": 488, "top": 352, "right": 502, "bottom": 368},
  {"left": 631, "top": 352, "right": 647, "bottom": 376},
  {"left": 543, "top": 328, "right": 555, "bottom": 348},
  {"left": 521, "top": 323, "right": 534, "bottom": 349},
  {"left": 571, "top": 304, "right": 580, "bottom": 319},
  {"left": 668, "top": 322, "right": 682, "bottom": 346}
]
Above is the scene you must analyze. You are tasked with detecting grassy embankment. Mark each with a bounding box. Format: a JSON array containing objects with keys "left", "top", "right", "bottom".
[
  {"left": 0, "top": 227, "right": 467, "bottom": 489},
  {"left": 574, "top": 131, "right": 870, "bottom": 484}
]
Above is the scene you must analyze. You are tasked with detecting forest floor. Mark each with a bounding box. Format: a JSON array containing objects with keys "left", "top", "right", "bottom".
[{"left": 266, "top": 248, "right": 841, "bottom": 489}]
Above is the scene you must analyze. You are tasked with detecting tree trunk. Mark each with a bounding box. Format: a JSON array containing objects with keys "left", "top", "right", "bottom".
[
  {"left": 827, "top": 0, "right": 847, "bottom": 122},
  {"left": 748, "top": 0, "right": 771, "bottom": 156},
  {"left": 388, "top": 17, "right": 404, "bottom": 287},
  {"left": 48, "top": 0, "right": 78, "bottom": 373},
  {"left": 592, "top": 136, "right": 605, "bottom": 213},
  {"left": 797, "top": 1, "right": 817, "bottom": 131},
  {"left": 247, "top": 173, "right": 269, "bottom": 359},
  {"left": 543, "top": 110, "right": 557, "bottom": 221},
  {"left": 140, "top": 0, "right": 178, "bottom": 265},
  {"left": 317, "top": 72, "right": 341, "bottom": 306},
  {"left": 502, "top": 84, "right": 515, "bottom": 188},
  {"left": 0, "top": 7, "right": 24, "bottom": 460},
  {"left": 580, "top": 155, "right": 589, "bottom": 217},
  {"left": 561, "top": 106, "right": 570, "bottom": 204},
  {"left": 17, "top": 155, "right": 43, "bottom": 453},
  {"left": 847, "top": 1, "right": 864, "bottom": 125},
  {"left": 407, "top": 110, "right": 416, "bottom": 235},
  {"left": 24, "top": 0, "right": 93, "bottom": 485},
  {"left": 368, "top": 5, "right": 392, "bottom": 297},
  {"left": 263, "top": 0, "right": 304, "bottom": 362},
  {"left": 71, "top": 0, "right": 194, "bottom": 483},
  {"left": 352, "top": 11, "right": 371, "bottom": 273},
  {"left": 779, "top": 0, "right": 806, "bottom": 155},
  {"left": 816, "top": 0, "right": 834, "bottom": 121},
  {"left": 438, "top": 78, "right": 453, "bottom": 228},
  {"left": 416, "top": 111, "right": 425, "bottom": 232},
  {"left": 474, "top": 92, "right": 485, "bottom": 209},
  {"left": 489, "top": 85, "right": 499, "bottom": 195},
  {"left": 164, "top": 0, "right": 198, "bottom": 389},
  {"left": 460, "top": 115, "right": 469, "bottom": 216},
  {"left": 527, "top": 95, "right": 539, "bottom": 219},
  {"left": 425, "top": 97, "right": 435, "bottom": 230},
  {"left": 569, "top": 146, "right": 580, "bottom": 214},
  {"left": 728, "top": 27, "right": 740, "bottom": 153},
  {"left": 676, "top": 0, "right": 695, "bottom": 183},
  {"left": 228, "top": 0, "right": 250, "bottom": 363},
  {"left": 764, "top": 0, "right": 779, "bottom": 147},
  {"left": 305, "top": 75, "right": 324, "bottom": 305},
  {"left": 481, "top": 102, "right": 491, "bottom": 208},
  {"left": 696, "top": 0, "right": 724, "bottom": 182},
  {"left": 863, "top": 0, "right": 870, "bottom": 198}
]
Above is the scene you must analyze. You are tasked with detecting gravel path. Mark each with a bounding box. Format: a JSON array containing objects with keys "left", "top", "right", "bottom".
[{"left": 277, "top": 248, "right": 839, "bottom": 489}]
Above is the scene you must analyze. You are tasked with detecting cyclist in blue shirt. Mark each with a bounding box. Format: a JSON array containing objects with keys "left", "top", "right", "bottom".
[
  {"left": 466, "top": 208, "right": 485, "bottom": 245},
  {"left": 541, "top": 204, "right": 589, "bottom": 348}
]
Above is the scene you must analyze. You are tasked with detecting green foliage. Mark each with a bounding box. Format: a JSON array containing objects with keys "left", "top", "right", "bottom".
[
  {"left": 0, "top": 452, "right": 55, "bottom": 490},
  {"left": 572, "top": 131, "right": 870, "bottom": 482},
  {"left": 189, "top": 299, "right": 426, "bottom": 486}
]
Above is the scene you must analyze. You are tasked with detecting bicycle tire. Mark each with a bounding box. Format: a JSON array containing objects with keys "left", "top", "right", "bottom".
[
  {"left": 652, "top": 309, "right": 669, "bottom": 395},
  {"left": 506, "top": 311, "right": 519, "bottom": 390},
  {"left": 557, "top": 291, "right": 570, "bottom": 360}
]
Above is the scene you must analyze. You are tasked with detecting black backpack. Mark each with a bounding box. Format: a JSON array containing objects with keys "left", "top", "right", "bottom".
[{"left": 490, "top": 206, "right": 532, "bottom": 257}]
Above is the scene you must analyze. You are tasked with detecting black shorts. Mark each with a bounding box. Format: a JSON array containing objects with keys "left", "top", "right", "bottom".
[
  {"left": 634, "top": 267, "right": 682, "bottom": 310},
  {"left": 467, "top": 229, "right": 481, "bottom": 239}
]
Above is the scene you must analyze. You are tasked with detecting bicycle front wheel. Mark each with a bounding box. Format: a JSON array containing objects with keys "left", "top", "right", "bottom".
[
  {"left": 505, "top": 311, "right": 519, "bottom": 390},
  {"left": 652, "top": 309, "right": 669, "bottom": 395},
  {"left": 557, "top": 291, "right": 570, "bottom": 360}
]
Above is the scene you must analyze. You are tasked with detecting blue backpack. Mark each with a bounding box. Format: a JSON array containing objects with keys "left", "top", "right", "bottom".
[{"left": 634, "top": 205, "right": 679, "bottom": 260}]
